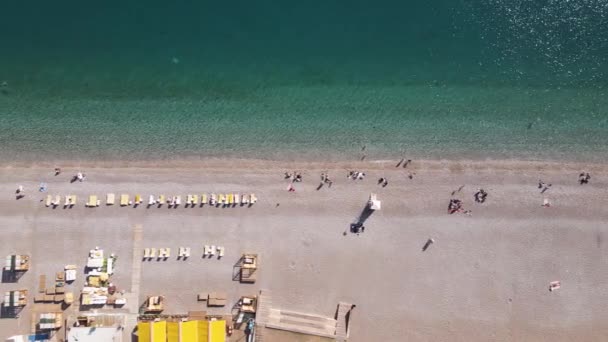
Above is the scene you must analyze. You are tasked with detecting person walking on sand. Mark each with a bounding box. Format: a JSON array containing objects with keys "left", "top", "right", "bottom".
[{"left": 54, "top": 167, "right": 61, "bottom": 176}]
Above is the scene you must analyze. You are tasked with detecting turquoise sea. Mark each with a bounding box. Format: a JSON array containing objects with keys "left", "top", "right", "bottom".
[{"left": 0, "top": 1, "right": 607, "bottom": 163}]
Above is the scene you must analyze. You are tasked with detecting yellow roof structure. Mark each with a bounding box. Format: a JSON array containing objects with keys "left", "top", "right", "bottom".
[{"left": 138, "top": 320, "right": 225, "bottom": 342}]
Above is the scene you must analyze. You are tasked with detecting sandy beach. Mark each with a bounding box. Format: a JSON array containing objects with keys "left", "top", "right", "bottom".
[{"left": 0, "top": 159, "right": 607, "bottom": 341}]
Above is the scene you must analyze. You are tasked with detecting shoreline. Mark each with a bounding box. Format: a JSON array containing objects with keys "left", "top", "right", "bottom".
[{"left": 0, "top": 157, "right": 606, "bottom": 173}]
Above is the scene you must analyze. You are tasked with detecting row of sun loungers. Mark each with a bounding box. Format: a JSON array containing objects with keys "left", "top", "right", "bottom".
[
  {"left": 45, "top": 195, "right": 76, "bottom": 207},
  {"left": 143, "top": 248, "right": 171, "bottom": 259},
  {"left": 143, "top": 246, "right": 224, "bottom": 260},
  {"left": 45, "top": 193, "right": 258, "bottom": 208}
]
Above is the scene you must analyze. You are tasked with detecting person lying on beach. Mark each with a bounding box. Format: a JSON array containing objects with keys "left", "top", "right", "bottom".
[
  {"left": 452, "top": 185, "right": 465, "bottom": 196},
  {"left": 541, "top": 183, "right": 552, "bottom": 194},
  {"left": 15, "top": 185, "right": 25, "bottom": 199},
  {"left": 403, "top": 159, "right": 412, "bottom": 168},
  {"left": 474, "top": 189, "right": 488, "bottom": 203},
  {"left": 448, "top": 199, "right": 463, "bottom": 214}
]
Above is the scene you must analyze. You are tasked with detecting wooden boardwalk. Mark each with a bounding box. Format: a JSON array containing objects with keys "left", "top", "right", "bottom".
[
  {"left": 266, "top": 308, "right": 337, "bottom": 339},
  {"left": 255, "top": 290, "right": 272, "bottom": 342}
]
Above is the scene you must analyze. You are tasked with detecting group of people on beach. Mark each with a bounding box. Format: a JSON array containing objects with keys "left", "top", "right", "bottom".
[
  {"left": 579, "top": 172, "right": 591, "bottom": 185},
  {"left": 284, "top": 171, "right": 302, "bottom": 183},
  {"left": 15, "top": 168, "right": 87, "bottom": 200},
  {"left": 348, "top": 171, "right": 366, "bottom": 180},
  {"left": 377, "top": 177, "right": 389, "bottom": 187},
  {"left": 396, "top": 158, "right": 412, "bottom": 168}
]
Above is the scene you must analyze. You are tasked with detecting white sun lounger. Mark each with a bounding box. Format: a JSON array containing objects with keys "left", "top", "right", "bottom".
[
  {"left": 143, "top": 248, "right": 151, "bottom": 258},
  {"left": 217, "top": 246, "right": 225, "bottom": 257},
  {"left": 210, "top": 245, "right": 216, "bottom": 256},
  {"left": 210, "top": 194, "right": 217, "bottom": 205},
  {"left": 45, "top": 195, "right": 52, "bottom": 207},
  {"left": 175, "top": 196, "right": 181, "bottom": 206},
  {"left": 250, "top": 193, "right": 257, "bottom": 204},
  {"left": 242, "top": 194, "right": 249, "bottom": 204},
  {"left": 204, "top": 245, "right": 211, "bottom": 256},
  {"left": 187, "top": 194, "right": 193, "bottom": 204},
  {"left": 52, "top": 195, "right": 61, "bottom": 206},
  {"left": 234, "top": 193, "right": 240, "bottom": 204},
  {"left": 150, "top": 248, "right": 157, "bottom": 258},
  {"left": 120, "top": 194, "right": 129, "bottom": 206},
  {"left": 148, "top": 195, "right": 156, "bottom": 205},
  {"left": 106, "top": 193, "right": 115, "bottom": 205}
]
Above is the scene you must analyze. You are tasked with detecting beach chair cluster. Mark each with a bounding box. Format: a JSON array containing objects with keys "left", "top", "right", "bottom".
[
  {"left": 142, "top": 245, "right": 224, "bottom": 261},
  {"left": 142, "top": 248, "right": 171, "bottom": 261},
  {"left": 203, "top": 245, "right": 225, "bottom": 259},
  {"left": 45, "top": 195, "right": 76, "bottom": 208},
  {"left": 207, "top": 193, "right": 257, "bottom": 207}
]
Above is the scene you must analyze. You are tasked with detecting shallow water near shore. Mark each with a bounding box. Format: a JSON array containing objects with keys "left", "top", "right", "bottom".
[{"left": 0, "top": 1, "right": 607, "bottom": 163}]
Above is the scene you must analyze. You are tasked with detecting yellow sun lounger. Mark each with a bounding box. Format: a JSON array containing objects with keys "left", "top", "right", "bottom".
[
  {"left": 227, "top": 193, "right": 233, "bottom": 205},
  {"left": 201, "top": 193, "right": 207, "bottom": 204},
  {"left": 53, "top": 195, "right": 60, "bottom": 206},
  {"left": 64, "top": 195, "right": 76, "bottom": 206},
  {"left": 192, "top": 194, "right": 199, "bottom": 205},
  {"left": 158, "top": 195, "right": 166, "bottom": 204},
  {"left": 106, "top": 193, "right": 115, "bottom": 205},
  {"left": 135, "top": 194, "right": 142, "bottom": 204},
  {"left": 120, "top": 194, "right": 129, "bottom": 206},
  {"left": 250, "top": 193, "right": 257, "bottom": 204},
  {"left": 86, "top": 195, "right": 98, "bottom": 207},
  {"left": 218, "top": 194, "right": 225, "bottom": 204}
]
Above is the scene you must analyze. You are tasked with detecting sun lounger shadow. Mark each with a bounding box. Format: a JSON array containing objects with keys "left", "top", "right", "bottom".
[
  {"left": 355, "top": 206, "right": 374, "bottom": 226},
  {"left": 70, "top": 176, "right": 78, "bottom": 183},
  {"left": 316, "top": 183, "right": 324, "bottom": 190},
  {"left": 2, "top": 270, "right": 24, "bottom": 283}
]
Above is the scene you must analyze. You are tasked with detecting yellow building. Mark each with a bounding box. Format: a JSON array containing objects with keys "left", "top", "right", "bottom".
[{"left": 138, "top": 320, "right": 226, "bottom": 342}]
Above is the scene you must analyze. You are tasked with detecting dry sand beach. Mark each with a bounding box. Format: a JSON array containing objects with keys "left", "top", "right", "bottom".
[{"left": 0, "top": 159, "right": 607, "bottom": 341}]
